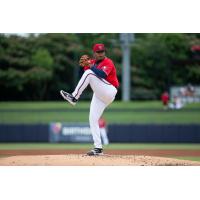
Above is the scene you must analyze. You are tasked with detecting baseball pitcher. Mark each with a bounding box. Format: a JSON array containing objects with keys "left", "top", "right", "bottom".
[{"left": 60, "top": 43, "right": 119, "bottom": 156}]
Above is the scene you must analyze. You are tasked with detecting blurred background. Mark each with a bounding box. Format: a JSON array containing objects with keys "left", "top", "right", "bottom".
[
  {"left": 0, "top": 33, "right": 200, "bottom": 161},
  {"left": 1, "top": 33, "right": 200, "bottom": 101}
]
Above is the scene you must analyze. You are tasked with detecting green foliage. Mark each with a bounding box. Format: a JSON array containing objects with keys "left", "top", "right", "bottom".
[
  {"left": 31, "top": 48, "right": 53, "bottom": 69},
  {"left": 0, "top": 68, "right": 26, "bottom": 91},
  {"left": 0, "top": 33, "right": 200, "bottom": 101},
  {"left": 131, "top": 33, "right": 200, "bottom": 99}
]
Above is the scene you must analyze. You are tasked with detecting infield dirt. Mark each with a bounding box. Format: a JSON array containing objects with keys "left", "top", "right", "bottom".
[{"left": 1, "top": 154, "right": 200, "bottom": 166}]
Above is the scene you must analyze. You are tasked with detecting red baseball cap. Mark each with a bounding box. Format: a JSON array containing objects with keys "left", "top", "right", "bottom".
[{"left": 93, "top": 43, "right": 105, "bottom": 52}]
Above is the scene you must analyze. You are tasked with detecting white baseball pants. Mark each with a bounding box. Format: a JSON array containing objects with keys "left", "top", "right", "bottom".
[
  {"left": 72, "top": 69, "right": 117, "bottom": 148},
  {"left": 100, "top": 127, "right": 109, "bottom": 145}
]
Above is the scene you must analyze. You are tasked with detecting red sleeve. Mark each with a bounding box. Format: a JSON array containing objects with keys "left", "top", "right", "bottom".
[
  {"left": 101, "top": 60, "right": 114, "bottom": 75},
  {"left": 83, "top": 59, "right": 95, "bottom": 71},
  {"left": 83, "top": 66, "right": 90, "bottom": 71}
]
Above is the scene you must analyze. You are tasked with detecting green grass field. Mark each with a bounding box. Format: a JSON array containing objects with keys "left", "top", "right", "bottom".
[
  {"left": 0, "top": 101, "right": 200, "bottom": 124},
  {"left": 0, "top": 143, "right": 200, "bottom": 150},
  {"left": 0, "top": 101, "right": 200, "bottom": 162},
  {"left": 0, "top": 143, "right": 200, "bottom": 162}
]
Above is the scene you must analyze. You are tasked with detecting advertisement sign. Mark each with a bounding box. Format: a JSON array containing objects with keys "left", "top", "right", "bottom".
[{"left": 49, "top": 122, "right": 93, "bottom": 143}]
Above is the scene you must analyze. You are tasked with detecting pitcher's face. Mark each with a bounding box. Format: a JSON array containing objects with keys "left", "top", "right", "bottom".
[{"left": 94, "top": 51, "right": 105, "bottom": 61}]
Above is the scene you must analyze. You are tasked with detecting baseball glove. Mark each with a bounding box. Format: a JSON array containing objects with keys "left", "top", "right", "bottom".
[{"left": 79, "top": 55, "right": 91, "bottom": 67}]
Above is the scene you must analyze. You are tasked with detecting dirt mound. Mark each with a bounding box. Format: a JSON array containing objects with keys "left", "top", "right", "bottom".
[
  {"left": 0, "top": 154, "right": 200, "bottom": 166},
  {"left": 1, "top": 149, "right": 200, "bottom": 156}
]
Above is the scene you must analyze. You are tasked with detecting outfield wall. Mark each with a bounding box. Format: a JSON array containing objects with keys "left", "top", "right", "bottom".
[
  {"left": 0, "top": 124, "right": 48, "bottom": 142},
  {"left": 0, "top": 124, "right": 200, "bottom": 143},
  {"left": 108, "top": 124, "right": 200, "bottom": 143}
]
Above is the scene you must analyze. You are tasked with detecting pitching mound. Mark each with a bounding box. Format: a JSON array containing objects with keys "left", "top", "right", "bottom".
[{"left": 0, "top": 154, "right": 200, "bottom": 166}]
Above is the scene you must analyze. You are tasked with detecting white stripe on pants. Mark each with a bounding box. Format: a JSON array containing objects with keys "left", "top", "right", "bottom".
[{"left": 72, "top": 69, "right": 117, "bottom": 148}]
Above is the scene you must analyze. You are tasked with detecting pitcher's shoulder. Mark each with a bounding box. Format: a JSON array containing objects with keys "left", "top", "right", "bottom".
[{"left": 104, "top": 57, "right": 115, "bottom": 65}]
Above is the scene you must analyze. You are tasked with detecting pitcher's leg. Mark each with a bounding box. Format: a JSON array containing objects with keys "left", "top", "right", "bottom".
[
  {"left": 72, "top": 70, "right": 94, "bottom": 100},
  {"left": 71, "top": 69, "right": 117, "bottom": 106},
  {"left": 89, "top": 75, "right": 117, "bottom": 105},
  {"left": 100, "top": 128, "right": 109, "bottom": 145},
  {"left": 89, "top": 94, "right": 107, "bottom": 149}
]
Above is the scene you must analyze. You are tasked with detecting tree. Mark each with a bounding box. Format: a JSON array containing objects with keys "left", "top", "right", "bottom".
[
  {"left": 27, "top": 48, "right": 54, "bottom": 100},
  {"left": 0, "top": 33, "right": 200, "bottom": 101},
  {"left": 131, "top": 33, "right": 195, "bottom": 99}
]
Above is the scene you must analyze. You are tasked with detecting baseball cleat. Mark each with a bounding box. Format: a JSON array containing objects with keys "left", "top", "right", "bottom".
[
  {"left": 60, "top": 90, "right": 77, "bottom": 106},
  {"left": 86, "top": 148, "right": 103, "bottom": 156}
]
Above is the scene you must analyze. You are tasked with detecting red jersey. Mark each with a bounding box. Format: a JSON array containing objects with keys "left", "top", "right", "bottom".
[
  {"left": 161, "top": 92, "right": 169, "bottom": 104},
  {"left": 84, "top": 57, "right": 119, "bottom": 88}
]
